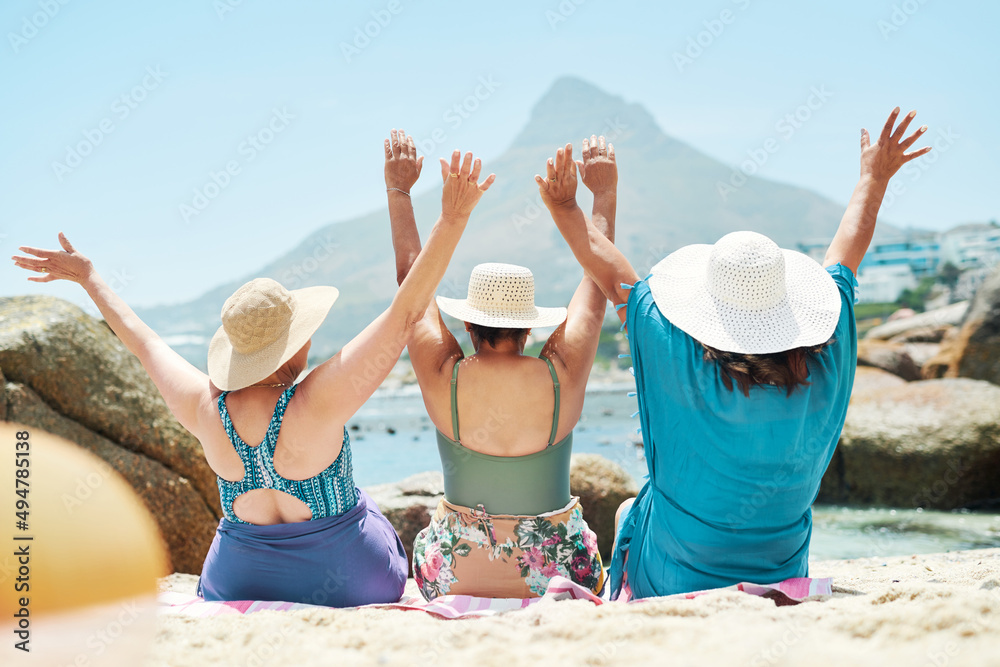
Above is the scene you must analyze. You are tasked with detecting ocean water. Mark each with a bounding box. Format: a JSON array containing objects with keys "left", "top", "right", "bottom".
[{"left": 348, "top": 386, "right": 1000, "bottom": 561}]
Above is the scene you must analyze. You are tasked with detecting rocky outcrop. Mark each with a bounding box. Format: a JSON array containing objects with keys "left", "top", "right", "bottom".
[
  {"left": 851, "top": 366, "right": 906, "bottom": 396},
  {"left": 864, "top": 301, "right": 968, "bottom": 341},
  {"left": 921, "top": 265, "right": 1000, "bottom": 386},
  {"left": 0, "top": 296, "right": 221, "bottom": 573},
  {"left": 364, "top": 472, "right": 443, "bottom": 571},
  {"left": 818, "top": 379, "right": 1000, "bottom": 509},
  {"left": 856, "top": 340, "right": 923, "bottom": 381},
  {"left": 569, "top": 454, "right": 639, "bottom": 557},
  {"left": 2, "top": 380, "right": 217, "bottom": 573}
]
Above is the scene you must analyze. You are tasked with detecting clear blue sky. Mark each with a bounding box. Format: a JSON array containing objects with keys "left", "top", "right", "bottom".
[{"left": 2, "top": 0, "right": 997, "bottom": 312}]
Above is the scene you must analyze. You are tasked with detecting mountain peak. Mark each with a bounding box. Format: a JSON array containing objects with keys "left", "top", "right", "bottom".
[
  {"left": 539, "top": 76, "right": 621, "bottom": 108},
  {"left": 511, "top": 76, "right": 657, "bottom": 149}
]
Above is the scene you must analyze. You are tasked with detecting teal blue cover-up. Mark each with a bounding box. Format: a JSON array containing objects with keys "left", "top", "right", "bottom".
[{"left": 610, "top": 264, "right": 858, "bottom": 598}]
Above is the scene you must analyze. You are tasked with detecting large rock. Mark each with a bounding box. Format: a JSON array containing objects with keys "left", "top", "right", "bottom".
[
  {"left": 818, "top": 379, "right": 1000, "bottom": 509},
  {"left": 364, "top": 472, "right": 443, "bottom": 573},
  {"left": 570, "top": 454, "right": 639, "bottom": 557},
  {"left": 922, "top": 264, "right": 1000, "bottom": 385},
  {"left": 0, "top": 296, "right": 220, "bottom": 515},
  {"left": 864, "top": 301, "right": 969, "bottom": 340},
  {"left": 856, "top": 339, "right": 922, "bottom": 381},
  {"left": 851, "top": 366, "right": 906, "bottom": 396},
  {"left": 888, "top": 325, "right": 955, "bottom": 344},
  {"left": 2, "top": 380, "right": 217, "bottom": 573},
  {"left": 0, "top": 296, "right": 222, "bottom": 573}
]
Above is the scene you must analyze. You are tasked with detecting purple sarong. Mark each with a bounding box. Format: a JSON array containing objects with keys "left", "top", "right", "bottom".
[{"left": 198, "top": 489, "right": 406, "bottom": 607}]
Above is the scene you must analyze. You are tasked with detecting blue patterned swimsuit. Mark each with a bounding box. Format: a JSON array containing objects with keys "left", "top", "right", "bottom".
[{"left": 216, "top": 384, "right": 359, "bottom": 523}]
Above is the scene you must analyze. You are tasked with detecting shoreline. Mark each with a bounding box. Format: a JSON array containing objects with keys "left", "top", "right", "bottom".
[{"left": 152, "top": 547, "right": 1000, "bottom": 666}]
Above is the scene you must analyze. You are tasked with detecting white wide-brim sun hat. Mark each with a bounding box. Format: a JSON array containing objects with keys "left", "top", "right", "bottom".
[
  {"left": 208, "top": 278, "right": 339, "bottom": 391},
  {"left": 648, "top": 231, "right": 841, "bottom": 354},
  {"left": 437, "top": 263, "right": 567, "bottom": 329}
]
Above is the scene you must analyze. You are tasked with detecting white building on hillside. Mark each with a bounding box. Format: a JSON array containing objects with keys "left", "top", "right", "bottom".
[
  {"left": 796, "top": 223, "right": 1000, "bottom": 304},
  {"left": 939, "top": 222, "right": 1000, "bottom": 270}
]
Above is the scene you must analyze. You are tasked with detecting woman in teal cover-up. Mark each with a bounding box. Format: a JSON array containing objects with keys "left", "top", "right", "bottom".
[{"left": 537, "top": 108, "right": 932, "bottom": 598}]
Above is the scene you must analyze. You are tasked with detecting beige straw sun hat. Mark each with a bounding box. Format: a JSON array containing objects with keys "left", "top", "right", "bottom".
[
  {"left": 647, "top": 231, "right": 841, "bottom": 354},
  {"left": 207, "top": 278, "right": 339, "bottom": 391},
  {"left": 436, "top": 263, "right": 567, "bottom": 329}
]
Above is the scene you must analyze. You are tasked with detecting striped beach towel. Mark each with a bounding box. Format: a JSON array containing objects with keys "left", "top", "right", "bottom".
[{"left": 158, "top": 575, "right": 831, "bottom": 620}]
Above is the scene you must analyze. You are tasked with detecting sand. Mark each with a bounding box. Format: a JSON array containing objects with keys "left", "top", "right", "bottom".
[{"left": 150, "top": 548, "right": 1000, "bottom": 667}]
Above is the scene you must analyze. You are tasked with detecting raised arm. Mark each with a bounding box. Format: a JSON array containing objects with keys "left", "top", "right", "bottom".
[
  {"left": 537, "top": 143, "right": 639, "bottom": 321},
  {"left": 12, "top": 234, "right": 214, "bottom": 434},
  {"left": 301, "top": 147, "right": 495, "bottom": 425},
  {"left": 542, "top": 135, "right": 618, "bottom": 383},
  {"left": 385, "top": 131, "right": 469, "bottom": 375},
  {"left": 824, "top": 108, "right": 932, "bottom": 274},
  {"left": 385, "top": 128, "right": 423, "bottom": 285}
]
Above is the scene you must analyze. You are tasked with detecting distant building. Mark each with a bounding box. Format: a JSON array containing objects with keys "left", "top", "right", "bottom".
[
  {"left": 939, "top": 222, "right": 1000, "bottom": 271},
  {"left": 855, "top": 264, "right": 916, "bottom": 304},
  {"left": 796, "top": 222, "right": 998, "bottom": 304}
]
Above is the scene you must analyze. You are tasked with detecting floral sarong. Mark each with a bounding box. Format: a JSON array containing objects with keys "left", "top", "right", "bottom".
[{"left": 412, "top": 496, "right": 603, "bottom": 600}]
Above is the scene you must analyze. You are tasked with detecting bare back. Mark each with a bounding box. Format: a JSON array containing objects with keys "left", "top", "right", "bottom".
[{"left": 426, "top": 352, "right": 585, "bottom": 457}]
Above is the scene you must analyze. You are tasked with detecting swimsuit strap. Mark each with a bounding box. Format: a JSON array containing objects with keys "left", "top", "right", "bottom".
[
  {"left": 263, "top": 384, "right": 298, "bottom": 453},
  {"left": 449, "top": 358, "right": 462, "bottom": 442},
  {"left": 541, "top": 355, "right": 560, "bottom": 446},
  {"left": 217, "top": 385, "right": 298, "bottom": 466}
]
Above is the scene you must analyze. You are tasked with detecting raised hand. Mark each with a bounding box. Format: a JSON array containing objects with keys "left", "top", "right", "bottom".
[
  {"left": 12, "top": 233, "right": 94, "bottom": 284},
  {"left": 535, "top": 143, "right": 578, "bottom": 211},
  {"left": 860, "top": 108, "right": 932, "bottom": 183},
  {"left": 384, "top": 128, "right": 423, "bottom": 193},
  {"left": 576, "top": 135, "right": 617, "bottom": 196},
  {"left": 438, "top": 150, "right": 496, "bottom": 219}
]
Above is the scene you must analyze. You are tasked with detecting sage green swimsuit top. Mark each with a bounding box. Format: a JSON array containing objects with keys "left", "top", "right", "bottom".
[{"left": 436, "top": 355, "right": 573, "bottom": 516}]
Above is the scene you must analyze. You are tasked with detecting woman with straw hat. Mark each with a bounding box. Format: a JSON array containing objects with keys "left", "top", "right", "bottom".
[
  {"left": 12, "top": 140, "right": 496, "bottom": 605},
  {"left": 537, "top": 109, "right": 932, "bottom": 599},
  {"left": 384, "top": 131, "right": 615, "bottom": 599}
]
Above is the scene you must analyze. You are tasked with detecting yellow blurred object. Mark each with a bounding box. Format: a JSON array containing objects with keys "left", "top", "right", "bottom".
[{"left": 1, "top": 422, "right": 169, "bottom": 665}]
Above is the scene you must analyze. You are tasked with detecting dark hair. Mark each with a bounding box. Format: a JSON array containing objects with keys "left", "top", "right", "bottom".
[
  {"left": 467, "top": 323, "right": 529, "bottom": 349},
  {"left": 701, "top": 340, "right": 833, "bottom": 397}
]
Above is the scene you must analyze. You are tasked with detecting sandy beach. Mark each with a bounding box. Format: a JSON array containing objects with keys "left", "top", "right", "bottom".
[{"left": 151, "top": 548, "right": 1000, "bottom": 667}]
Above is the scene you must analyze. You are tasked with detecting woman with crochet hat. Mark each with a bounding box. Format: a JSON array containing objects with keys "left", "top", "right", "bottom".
[
  {"left": 384, "top": 131, "right": 616, "bottom": 599},
  {"left": 537, "top": 108, "right": 932, "bottom": 599},
  {"left": 12, "top": 138, "right": 495, "bottom": 606}
]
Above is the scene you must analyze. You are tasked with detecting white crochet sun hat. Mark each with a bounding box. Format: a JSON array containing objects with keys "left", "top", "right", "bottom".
[
  {"left": 207, "top": 278, "right": 339, "bottom": 390},
  {"left": 647, "top": 231, "right": 841, "bottom": 354},
  {"left": 436, "top": 263, "right": 567, "bottom": 329}
]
